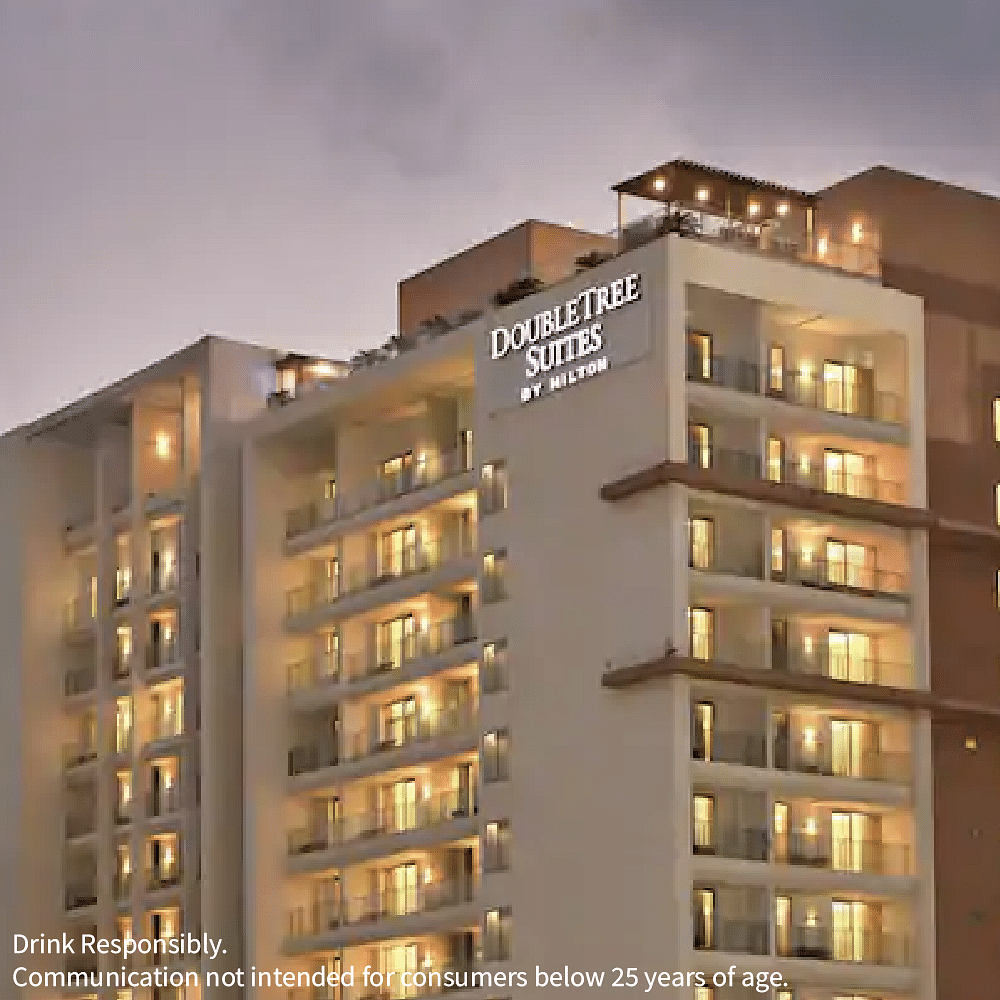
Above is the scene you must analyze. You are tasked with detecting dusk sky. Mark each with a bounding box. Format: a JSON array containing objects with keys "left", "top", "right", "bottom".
[{"left": 2, "top": 0, "right": 998, "bottom": 432}]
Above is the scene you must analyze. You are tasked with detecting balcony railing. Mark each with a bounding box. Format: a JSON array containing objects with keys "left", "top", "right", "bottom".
[
  {"left": 289, "top": 702, "right": 477, "bottom": 777},
  {"left": 776, "top": 926, "right": 914, "bottom": 965},
  {"left": 286, "top": 534, "right": 476, "bottom": 621},
  {"left": 147, "top": 859, "right": 182, "bottom": 891},
  {"left": 64, "top": 597, "right": 96, "bottom": 635},
  {"left": 694, "top": 917, "right": 769, "bottom": 955},
  {"left": 687, "top": 445, "right": 906, "bottom": 506},
  {"left": 345, "top": 615, "right": 478, "bottom": 684},
  {"left": 148, "top": 784, "right": 183, "bottom": 819},
  {"left": 150, "top": 710, "right": 184, "bottom": 743},
  {"left": 288, "top": 879, "right": 476, "bottom": 939},
  {"left": 65, "top": 664, "right": 96, "bottom": 697},
  {"left": 774, "top": 555, "right": 908, "bottom": 599},
  {"left": 65, "top": 885, "right": 98, "bottom": 911},
  {"left": 149, "top": 560, "right": 180, "bottom": 596},
  {"left": 114, "top": 870, "right": 132, "bottom": 902},
  {"left": 774, "top": 737, "right": 911, "bottom": 784},
  {"left": 147, "top": 637, "right": 181, "bottom": 672},
  {"left": 66, "top": 813, "right": 96, "bottom": 839},
  {"left": 285, "top": 449, "right": 473, "bottom": 541},
  {"left": 692, "top": 729, "right": 767, "bottom": 767},
  {"left": 112, "top": 651, "right": 133, "bottom": 681},
  {"left": 694, "top": 824, "right": 912, "bottom": 876},
  {"left": 686, "top": 349, "right": 904, "bottom": 425},
  {"left": 773, "top": 645, "right": 912, "bottom": 688},
  {"left": 63, "top": 742, "right": 99, "bottom": 770},
  {"left": 288, "top": 789, "right": 478, "bottom": 857}
]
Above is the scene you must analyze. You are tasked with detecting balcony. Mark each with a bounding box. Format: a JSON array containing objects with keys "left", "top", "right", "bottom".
[
  {"left": 147, "top": 637, "right": 182, "bottom": 676},
  {"left": 149, "top": 709, "right": 184, "bottom": 747},
  {"left": 688, "top": 446, "right": 905, "bottom": 506},
  {"left": 148, "top": 561, "right": 180, "bottom": 599},
  {"left": 289, "top": 703, "right": 478, "bottom": 779},
  {"left": 112, "top": 650, "right": 133, "bottom": 682},
  {"left": 64, "top": 664, "right": 96, "bottom": 698},
  {"left": 63, "top": 597, "right": 96, "bottom": 641},
  {"left": 772, "top": 554, "right": 907, "bottom": 602},
  {"left": 148, "top": 784, "right": 184, "bottom": 820},
  {"left": 114, "top": 870, "right": 132, "bottom": 903},
  {"left": 65, "top": 885, "right": 98, "bottom": 912},
  {"left": 776, "top": 925, "right": 914, "bottom": 965},
  {"left": 694, "top": 916, "right": 769, "bottom": 956},
  {"left": 692, "top": 729, "right": 767, "bottom": 768},
  {"left": 686, "top": 350, "right": 904, "bottom": 425},
  {"left": 285, "top": 449, "right": 474, "bottom": 544},
  {"left": 65, "top": 813, "right": 96, "bottom": 840},
  {"left": 287, "top": 879, "right": 477, "bottom": 947},
  {"left": 693, "top": 823, "right": 913, "bottom": 877},
  {"left": 285, "top": 535, "right": 476, "bottom": 626},
  {"left": 63, "top": 741, "right": 99, "bottom": 771},
  {"left": 147, "top": 860, "right": 182, "bottom": 892},
  {"left": 289, "top": 789, "right": 479, "bottom": 861},
  {"left": 773, "top": 642, "right": 913, "bottom": 689}
]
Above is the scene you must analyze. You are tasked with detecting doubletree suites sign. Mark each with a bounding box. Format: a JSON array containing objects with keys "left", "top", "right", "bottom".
[{"left": 489, "top": 272, "right": 643, "bottom": 405}]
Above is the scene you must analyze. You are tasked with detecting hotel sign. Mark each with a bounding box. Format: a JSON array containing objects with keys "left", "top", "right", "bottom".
[{"left": 489, "top": 273, "right": 643, "bottom": 405}]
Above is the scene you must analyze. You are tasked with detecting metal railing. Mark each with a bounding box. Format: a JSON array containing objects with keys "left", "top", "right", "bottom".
[
  {"left": 147, "top": 858, "right": 183, "bottom": 891},
  {"left": 694, "top": 917, "right": 770, "bottom": 955},
  {"left": 773, "top": 646, "right": 912, "bottom": 688},
  {"left": 286, "top": 534, "right": 476, "bottom": 620},
  {"left": 691, "top": 729, "right": 767, "bottom": 768},
  {"left": 63, "top": 742, "right": 99, "bottom": 769},
  {"left": 147, "top": 636, "right": 181, "bottom": 672},
  {"left": 64, "top": 597, "right": 96, "bottom": 634},
  {"left": 289, "top": 703, "right": 478, "bottom": 777},
  {"left": 285, "top": 449, "right": 473, "bottom": 541},
  {"left": 149, "top": 560, "right": 180, "bottom": 596},
  {"left": 768, "top": 370, "right": 903, "bottom": 424},
  {"left": 150, "top": 707, "right": 184, "bottom": 743},
  {"left": 288, "top": 879, "right": 476, "bottom": 939},
  {"left": 148, "top": 784, "right": 183, "bottom": 819},
  {"left": 692, "top": 823, "right": 768, "bottom": 861},
  {"left": 686, "top": 349, "right": 760, "bottom": 395},
  {"left": 288, "top": 789, "right": 478, "bottom": 856},
  {"left": 65, "top": 885, "right": 98, "bottom": 911},
  {"left": 65, "top": 664, "right": 96, "bottom": 697},
  {"left": 776, "top": 926, "right": 914, "bottom": 965},
  {"left": 774, "top": 554, "right": 908, "bottom": 598},
  {"left": 774, "top": 737, "right": 911, "bottom": 783},
  {"left": 686, "top": 445, "right": 906, "bottom": 505},
  {"left": 112, "top": 650, "right": 133, "bottom": 681}
]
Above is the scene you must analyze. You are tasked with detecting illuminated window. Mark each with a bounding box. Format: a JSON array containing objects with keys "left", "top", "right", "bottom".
[
  {"left": 482, "top": 639, "right": 508, "bottom": 694},
  {"left": 692, "top": 794, "right": 714, "bottom": 852},
  {"left": 768, "top": 345, "right": 785, "bottom": 395},
  {"left": 995, "top": 485, "right": 1000, "bottom": 525},
  {"left": 689, "top": 423, "right": 712, "bottom": 469},
  {"left": 484, "top": 819, "right": 511, "bottom": 872},
  {"left": 688, "top": 331, "right": 713, "bottom": 382},
  {"left": 484, "top": 906, "right": 512, "bottom": 961},
  {"left": 694, "top": 989, "right": 715, "bottom": 1000},
  {"left": 481, "top": 461, "right": 509, "bottom": 515},
  {"left": 693, "top": 888, "right": 715, "bottom": 949},
  {"left": 770, "top": 527, "right": 786, "bottom": 576},
  {"left": 766, "top": 436, "right": 784, "bottom": 482},
  {"left": 692, "top": 702, "right": 714, "bottom": 761},
  {"left": 994, "top": 398, "right": 1000, "bottom": 441},
  {"left": 482, "top": 729, "right": 510, "bottom": 783},
  {"left": 688, "top": 607, "right": 714, "bottom": 661},
  {"left": 483, "top": 549, "right": 508, "bottom": 604},
  {"left": 689, "top": 517, "right": 714, "bottom": 569},
  {"left": 153, "top": 432, "right": 172, "bottom": 460},
  {"left": 965, "top": 736, "right": 978, "bottom": 751}
]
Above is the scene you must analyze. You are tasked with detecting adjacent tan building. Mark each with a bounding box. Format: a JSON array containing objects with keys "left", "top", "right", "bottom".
[{"left": 3, "top": 158, "right": 997, "bottom": 1000}]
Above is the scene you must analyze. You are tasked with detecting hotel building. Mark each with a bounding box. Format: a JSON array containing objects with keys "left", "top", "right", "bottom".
[{"left": 4, "top": 159, "right": 998, "bottom": 1000}]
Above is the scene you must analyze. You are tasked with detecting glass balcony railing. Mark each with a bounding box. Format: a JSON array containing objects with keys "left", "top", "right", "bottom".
[
  {"left": 288, "top": 789, "right": 479, "bottom": 857},
  {"left": 63, "top": 741, "right": 99, "bottom": 769},
  {"left": 285, "top": 534, "right": 476, "bottom": 621},
  {"left": 149, "top": 560, "right": 180, "bottom": 596},
  {"left": 693, "top": 823, "right": 913, "bottom": 876},
  {"left": 147, "top": 784, "right": 183, "bottom": 819},
  {"left": 65, "top": 884, "right": 98, "bottom": 911},
  {"left": 64, "top": 597, "right": 96, "bottom": 634},
  {"left": 150, "top": 707, "right": 184, "bottom": 743},
  {"left": 147, "top": 635, "right": 180, "bottom": 672},
  {"left": 147, "top": 858, "right": 182, "bottom": 891},
  {"left": 64, "top": 664, "right": 96, "bottom": 697},
  {"left": 773, "top": 644, "right": 913, "bottom": 688},
  {"left": 287, "top": 879, "right": 477, "bottom": 939},
  {"left": 775, "top": 925, "right": 914, "bottom": 965},
  {"left": 285, "top": 449, "right": 474, "bottom": 541},
  {"left": 686, "top": 349, "right": 904, "bottom": 425},
  {"left": 288, "top": 703, "right": 478, "bottom": 777},
  {"left": 687, "top": 445, "right": 906, "bottom": 505},
  {"left": 693, "top": 916, "right": 769, "bottom": 955}
]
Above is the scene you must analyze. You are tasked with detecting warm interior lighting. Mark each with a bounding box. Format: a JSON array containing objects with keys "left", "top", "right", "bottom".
[
  {"left": 696, "top": 187, "right": 710, "bottom": 203},
  {"left": 154, "top": 432, "right": 172, "bottom": 460},
  {"left": 653, "top": 176, "right": 666, "bottom": 192},
  {"left": 803, "top": 636, "right": 814, "bottom": 655},
  {"left": 817, "top": 236, "right": 829, "bottom": 257},
  {"left": 851, "top": 220, "right": 864, "bottom": 243},
  {"left": 309, "top": 361, "right": 338, "bottom": 378},
  {"left": 801, "top": 545, "right": 814, "bottom": 564},
  {"left": 747, "top": 201, "right": 760, "bottom": 217},
  {"left": 965, "top": 736, "right": 978, "bottom": 751},
  {"left": 777, "top": 202, "right": 789, "bottom": 216},
  {"left": 799, "top": 360, "right": 813, "bottom": 380},
  {"left": 804, "top": 816, "right": 818, "bottom": 836},
  {"left": 805, "top": 907, "right": 818, "bottom": 928},
  {"left": 799, "top": 454, "right": 811, "bottom": 474},
  {"left": 803, "top": 726, "right": 817, "bottom": 749}
]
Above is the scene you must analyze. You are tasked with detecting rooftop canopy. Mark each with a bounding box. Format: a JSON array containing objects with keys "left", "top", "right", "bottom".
[{"left": 613, "top": 158, "right": 817, "bottom": 220}]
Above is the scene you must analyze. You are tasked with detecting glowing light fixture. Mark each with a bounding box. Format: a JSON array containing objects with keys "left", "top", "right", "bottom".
[
  {"left": 154, "top": 432, "right": 172, "bottom": 460},
  {"left": 653, "top": 176, "right": 666, "bottom": 192},
  {"left": 817, "top": 236, "right": 829, "bottom": 257},
  {"left": 747, "top": 201, "right": 760, "bottom": 217},
  {"left": 696, "top": 187, "right": 710, "bottom": 203},
  {"left": 851, "top": 220, "right": 864, "bottom": 244},
  {"left": 777, "top": 202, "right": 789, "bottom": 216},
  {"left": 803, "top": 726, "right": 817, "bottom": 749}
]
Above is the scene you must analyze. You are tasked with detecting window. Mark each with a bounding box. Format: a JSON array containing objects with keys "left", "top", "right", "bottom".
[
  {"left": 688, "top": 607, "right": 714, "bottom": 661},
  {"left": 828, "top": 630, "right": 874, "bottom": 684},
  {"left": 825, "top": 539, "right": 869, "bottom": 590},
  {"left": 379, "top": 451, "right": 414, "bottom": 494},
  {"left": 993, "top": 398, "right": 1000, "bottom": 441},
  {"left": 995, "top": 484, "right": 1000, "bottom": 525},
  {"left": 766, "top": 436, "right": 784, "bottom": 483},
  {"left": 823, "top": 361, "right": 861, "bottom": 416},
  {"left": 115, "top": 626, "right": 132, "bottom": 679},
  {"left": 692, "top": 702, "right": 714, "bottom": 761},
  {"left": 693, "top": 888, "right": 715, "bottom": 949},
  {"left": 116, "top": 697, "right": 133, "bottom": 754},
  {"left": 482, "top": 729, "right": 510, "bottom": 783},
  {"left": 381, "top": 525, "right": 417, "bottom": 577},
  {"left": 384, "top": 696, "right": 417, "bottom": 747},
  {"left": 823, "top": 448, "right": 869, "bottom": 498},
  {"left": 692, "top": 795, "right": 714, "bottom": 853},
  {"left": 830, "top": 719, "right": 866, "bottom": 778},
  {"left": 383, "top": 862, "right": 419, "bottom": 916},
  {"left": 689, "top": 518, "right": 714, "bottom": 569},
  {"left": 768, "top": 345, "right": 785, "bottom": 395},
  {"left": 482, "top": 639, "right": 508, "bottom": 694},
  {"left": 832, "top": 900, "right": 870, "bottom": 961},
  {"left": 116, "top": 770, "right": 132, "bottom": 823},
  {"left": 770, "top": 527, "right": 786, "bottom": 576},
  {"left": 481, "top": 461, "right": 509, "bottom": 515},
  {"left": 484, "top": 820, "right": 511, "bottom": 872},
  {"left": 832, "top": 811, "right": 870, "bottom": 873},
  {"left": 694, "top": 989, "right": 715, "bottom": 1000},
  {"left": 459, "top": 429, "right": 474, "bottom": 471},
  {"left": 483, "top": 550, "right": 508, "bottom": 604},
  {"left": 483, "top": 906, "right": 511, "bottom": 961},
  {"left": 965, "top": 736, "right": 978, "bottom": 751},
  {"left": 115, "top": 535, "right": 131, "bottom": 605},
  {"left": 775, "top": 894, "right": 792, "bottom": 956},
  {"left": 377, "top": 614, "right": 415, "bottom": 671},
  {"left": 688, "top": 331, "right": 713, "bottom": 381},
  {"left": 689, "top": 423, "right": 712, "bottom": 469}
]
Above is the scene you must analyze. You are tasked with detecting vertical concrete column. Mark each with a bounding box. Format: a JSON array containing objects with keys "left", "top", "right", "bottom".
[
  {"left": 912, "top": 711, "right": 937, "bottom": 1000},
  {"left": 667, "top": 675, "right": 693, "bottom": 989}
]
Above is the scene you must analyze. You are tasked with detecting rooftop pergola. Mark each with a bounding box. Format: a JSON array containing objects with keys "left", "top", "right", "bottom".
[{"left": 612, "top": 158, "right": 818, "bottom": 235}]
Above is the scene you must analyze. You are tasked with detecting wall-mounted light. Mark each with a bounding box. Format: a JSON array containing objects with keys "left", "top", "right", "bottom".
[
  {"left": 851, "top": 221, "right": 864, "bottom": 244},
  {"left": 154, "top": 432, "right": 172, "bottom": 460},
  {"left": 696, "top": 187, "right": 710, "bottom": 203},
  {"left": 653, "top": 176, "right": 666, "bottom": 192},
  {"left": 747, "top": 201, "right": 760, "bottom": 217},
  {"left": 777, "top": 202, "right": 789, "bottom": 217},
  {"left": 816, "top": 236, "right": 829, "bottom": 257}
]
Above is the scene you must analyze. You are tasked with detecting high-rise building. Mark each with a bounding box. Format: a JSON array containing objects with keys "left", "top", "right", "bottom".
[{"left": 3, "top": 158, "right": 997, "bottom": 1000}]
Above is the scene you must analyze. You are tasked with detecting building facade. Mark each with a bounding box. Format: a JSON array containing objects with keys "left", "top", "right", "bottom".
[{"left": 3, "top": 158, "right": 997, "bottom": 1000}]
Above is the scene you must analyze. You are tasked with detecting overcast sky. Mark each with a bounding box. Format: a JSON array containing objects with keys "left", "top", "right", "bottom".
[{"left": 2, "top": 0, "right": 998, "bottom": 431}]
